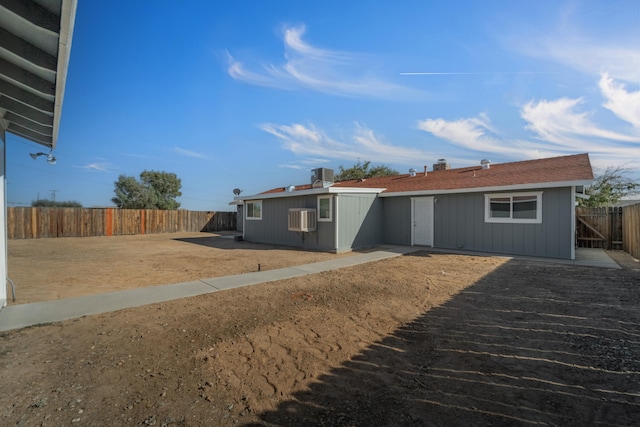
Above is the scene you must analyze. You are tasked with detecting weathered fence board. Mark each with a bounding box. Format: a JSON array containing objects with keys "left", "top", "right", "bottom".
[
  {"left": 622, "top": 203, "right": 640, "bottom": 259},
  {"left": 576, "top": 207, "right": 623, "bottom": 250},
  {"left": 7, "top": 208, "right": 236, "bottom": 239}
]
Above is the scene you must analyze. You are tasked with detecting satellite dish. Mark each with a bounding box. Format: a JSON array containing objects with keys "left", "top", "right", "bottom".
[{"left": 233, "top": 188, "right": 242, "bottom": 196}]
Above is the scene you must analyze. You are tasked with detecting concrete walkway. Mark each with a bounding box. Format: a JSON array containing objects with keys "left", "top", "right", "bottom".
[
  {"left": 0, "top": 246, "right": 419, "bottom": 332},
  {"left": 424, "top": 247, "right": 622, "bottom": 270},
  {"left": 0, "top": 246, "right": 620, "bottom": 332}
]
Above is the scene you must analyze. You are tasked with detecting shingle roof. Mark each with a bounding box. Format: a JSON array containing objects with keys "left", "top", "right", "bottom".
[{"left": 261, "top": 153, "right": 593, "bottom": 195}]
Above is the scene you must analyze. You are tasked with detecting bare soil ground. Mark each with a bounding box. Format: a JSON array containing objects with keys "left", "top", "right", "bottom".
[
  {"left": 6, "top": 232, "right": 357, "bottom": 305},
  {"left": 1, "top": 233, "right": 639, "bottom": 426}
]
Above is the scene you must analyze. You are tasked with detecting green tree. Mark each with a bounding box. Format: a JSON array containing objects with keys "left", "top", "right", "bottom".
[
  {"left": 31, "top": 200, "right": 82, "bottom": 207},
  {"left": 579, "top": 166, "right": 639, "bottom": 207},
  {"left": 112, "top": 170, "right": 182, "bottom": 209},
  {"left": 334, "top": 160, "right": 399, "bottom": 181}
]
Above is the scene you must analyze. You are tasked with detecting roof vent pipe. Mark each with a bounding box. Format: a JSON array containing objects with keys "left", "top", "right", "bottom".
[
  {"left": 481, "top": 159, "right": 491, "bottom": 170},
  {"left": 424, "top": 165, "right": 427, "bottom": 176},
  {"left": 409, "top": 168, "right": 417, "bottom": 177}
]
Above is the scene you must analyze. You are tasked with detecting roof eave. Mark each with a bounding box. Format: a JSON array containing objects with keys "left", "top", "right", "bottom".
[
  {"left": 0, "top": 0, "right": 77, "bottom": 149},
  {"left": 50, "top": 0, "right": 77, "bottom": 149},
  {"left": 235, "top": 186, "right": 386, "bottom": 201},
  {"left": 377, "top": 179, "right": 595, "bottom": 197}
]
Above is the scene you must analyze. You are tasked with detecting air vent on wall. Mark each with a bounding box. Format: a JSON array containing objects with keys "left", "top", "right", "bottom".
[{"left": 288, "top": 208, "right": 317, "bottom": 232}]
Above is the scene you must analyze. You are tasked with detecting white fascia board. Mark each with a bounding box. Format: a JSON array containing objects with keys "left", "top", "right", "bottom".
[
  {"left": 378, "top": 180, "right": 594, "bottom": 198},
  {"left": 328, "top": 187, "right": 386, "bottom": 194},
  {"left": 51, "top": 0, "right": 77, "bottom": 149},
  {"left": 235, "top": 186, "right": 385, "bottom": 202}
]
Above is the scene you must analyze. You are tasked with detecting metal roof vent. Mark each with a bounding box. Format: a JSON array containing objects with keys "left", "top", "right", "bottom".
[
  {"left": 409, "top": 168, "right": 417, "bottom": 177},
  {"left": 481, "top": 159, "right": 491, "bottom": 170},
  {"left": 286, "top": 185, "right": 295, "bottom": 192}
]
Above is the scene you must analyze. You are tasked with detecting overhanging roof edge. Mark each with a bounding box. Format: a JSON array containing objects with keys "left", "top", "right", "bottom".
[
  {"left": 50, "top": 0, "right": 77, "bottom": 149},
  {"left": 377, "top": 179, "right": 595, "bottom": 197}
]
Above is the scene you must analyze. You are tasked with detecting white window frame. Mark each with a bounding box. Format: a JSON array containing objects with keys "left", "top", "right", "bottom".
[
  {"left": 317, "top": 195, "right": 332, "bottom": 222},
  {"left": 246, "top": 200, "right": 262, "bottom": 220},
  {"left": 484, "top": 191, "right": 543, "bottom": 224}
]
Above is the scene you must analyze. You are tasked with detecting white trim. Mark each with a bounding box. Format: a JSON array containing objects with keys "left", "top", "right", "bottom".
[
  {"left": 235, "top": 187, "right": 385, "bottom": 202},
  {"left": 245, "top": 200, "right": 262, "bottom": 220},
  {"left": 1, "top": 138, "right": 6, "bottom": 307},
  {"left": 378, "top": 180, "right": 593, "bottom": 198},
  {"left": 334, "top": 195, "right": 339, "bottom": 251},
  {"left": 484, "top": 191, "right": 543, "bottom": 224},
  {"left": 52, "top": 0, "right": 78, "bottom": 148},
  {"left": 571, "top": 186, "right": 576, "bottom": 260},
  {"left": 236, "top": 179, "right": 593, "bottom": 203},
  {"left": 317, "top": 195, "right": 332, "bottom": 222},
  {"left": 410, "top": 199, "right": 415, "bottom": 246}
]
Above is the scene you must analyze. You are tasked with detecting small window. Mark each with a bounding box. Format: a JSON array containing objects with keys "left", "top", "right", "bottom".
[
  {"left": 246, "top": 200, "right": 262, "bottom": 220},
  {"left": 485, "top": 192, "right": 542, "bottom": 224},
  {"left": 317, "top": 195, "right": 332, "bottom": 222}
]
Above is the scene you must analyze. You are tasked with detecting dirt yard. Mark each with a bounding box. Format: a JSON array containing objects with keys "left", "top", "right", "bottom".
[
  {"left": 6, "top": 232, "right": 358, "bottom": 305},
  {"left": 1, "top": 233, "right": 639, "bottom": 426}
]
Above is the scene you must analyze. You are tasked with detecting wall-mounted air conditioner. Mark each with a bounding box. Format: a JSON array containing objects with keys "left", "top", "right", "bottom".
[{"left": 288, "top": 208, "right": 317, "bottom": 232}]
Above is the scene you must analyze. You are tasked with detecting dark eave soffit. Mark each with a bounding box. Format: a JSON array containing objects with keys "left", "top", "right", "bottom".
[{"left": 0, "top": 0, "right": 77, "bottom": 149}]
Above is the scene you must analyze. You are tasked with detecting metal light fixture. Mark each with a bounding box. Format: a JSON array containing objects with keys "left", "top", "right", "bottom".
[{"left": 29, "top": 151, "right": 57, "bottom": 165}]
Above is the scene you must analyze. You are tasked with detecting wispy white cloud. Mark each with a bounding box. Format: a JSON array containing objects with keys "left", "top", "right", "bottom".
[
  {"left": 506, "top": 9, "right": 639, "bottom": 82},
  {"left": 415, "top": 74, "right": 640, "bottom": 170},
  {"left": 521, "top": 97, "right": 639, "bottom": 148},
  {"left": 418, "top": 113, "right": 501, "bottom": 152},
  {"left": 534, "top": 38, "right": 639, "bottom": 83},
  {"left": 261, "top": 122, "right": 430, "bottom": 165},
  {"left": 277, "top": 164, "right": 303, "bottom": 170},
  {"left": 226, "top": 51, "right": 291, "bottom": 90},
  {"left": 79, "top": 162, "right": 112, "bottom": 172},
  {"left": 416, "top": 113, "right": 561, "bottom": 161},
  {"left": 278, "top": 158, "right": 331, "bottom": 170},
  {"left": 599, "top": 73, "right": 640, "bottom": 129},
  {"left": 227, "top": 25, "right": 418, "bottom": 99},
  {"left": 174, "top": 147, "right": 207, "bottom": 159}
]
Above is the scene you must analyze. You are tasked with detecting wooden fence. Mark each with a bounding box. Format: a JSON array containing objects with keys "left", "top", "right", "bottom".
[
  {"left": 7, "top": 208, "right": 237, "bottom": 239},
  {"left": 576, "top": 206, "right": 623, "bottom": 250},
  {"left": 622, "top": 203, "right": 640, "bottom": 259}
]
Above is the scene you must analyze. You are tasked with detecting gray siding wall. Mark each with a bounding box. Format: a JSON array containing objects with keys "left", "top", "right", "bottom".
[
  {"left": 243, "top": 195, "right": 335, "bottom": 251},
  {"left": 236, "top": 205, "right": 243, "bottom": 232},
  {"left": 244, "top": 186, "right": 573, "bottom": 259},
  {"left": 382, "top": 197, "right": 412, "bottom": 245},
  {"left": 432, "top": 187, "right": 573, "bottom": 259},
  {"left": 336, "top": 194, "right": 384, "bottom": 251}
]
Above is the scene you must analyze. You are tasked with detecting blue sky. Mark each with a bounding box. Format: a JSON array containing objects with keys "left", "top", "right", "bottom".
[{"left": 6, "top": 0, "right": 640, "bottom": 210}]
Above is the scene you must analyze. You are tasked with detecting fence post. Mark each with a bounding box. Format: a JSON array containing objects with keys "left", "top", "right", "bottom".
[
  {"left": 31, "top": 207, "right": 37, "bottom": 239},
  {"left": 105, "top": 208, "right": 113, "bottom": 236}
]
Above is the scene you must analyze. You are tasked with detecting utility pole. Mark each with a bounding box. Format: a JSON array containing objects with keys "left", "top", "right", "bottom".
[{"left": 49, "top": 189, "right": 59, "bottom": 202}]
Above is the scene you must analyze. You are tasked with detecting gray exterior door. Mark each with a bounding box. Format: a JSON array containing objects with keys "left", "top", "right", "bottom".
[{"left": 412, "top": 197, "right": 434, "bottom": 246}]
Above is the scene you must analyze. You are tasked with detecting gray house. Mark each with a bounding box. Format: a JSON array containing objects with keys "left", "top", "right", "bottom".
[{"left": 233, "top": 153, "right": 594, "bottom": 260}]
